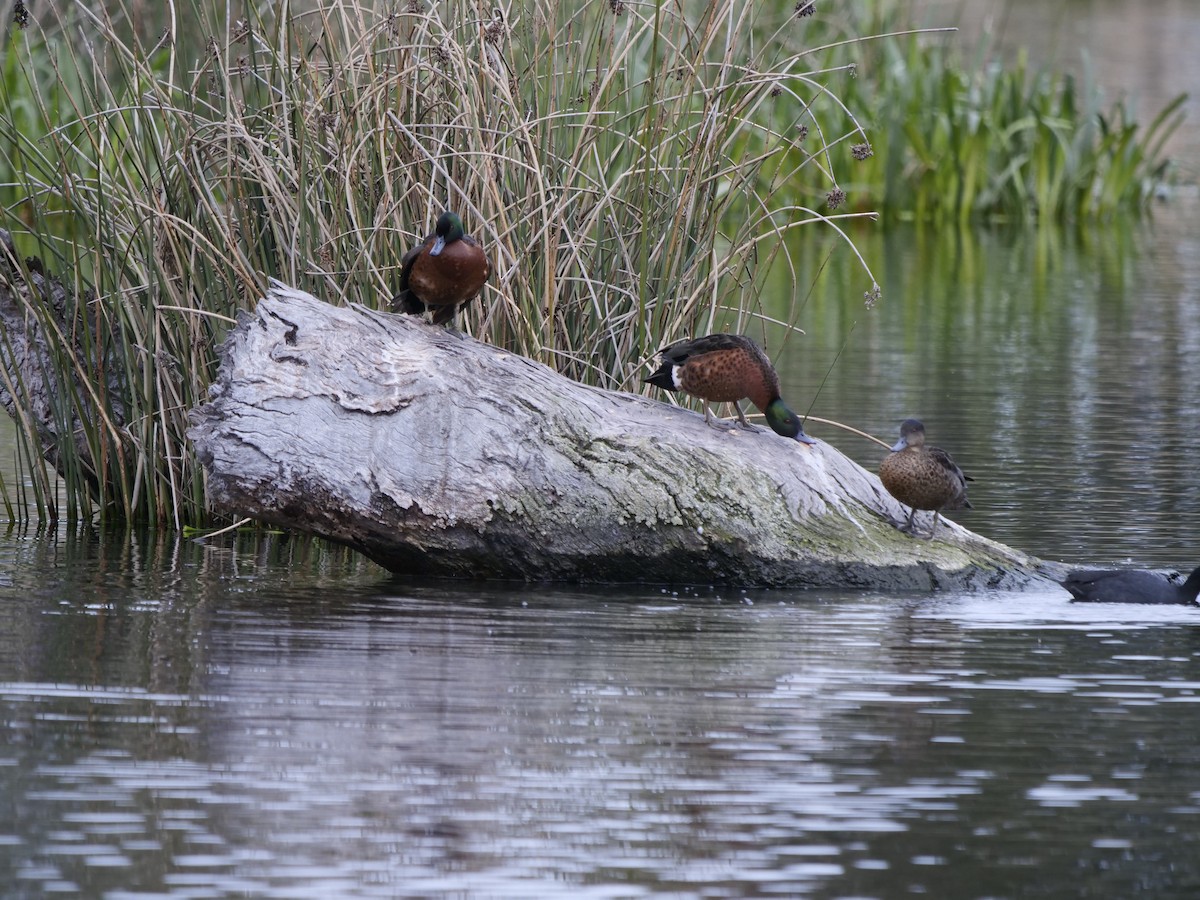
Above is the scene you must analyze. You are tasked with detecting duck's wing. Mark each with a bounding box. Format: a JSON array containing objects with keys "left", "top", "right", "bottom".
[
  {"left": 462, "top": 235, "right": 493, "bottom": 283},
  {"left": 1060, "top": 568, "right": 1180, "bottom": 603},
  {"left": 1060, "top": 568, "right": 1119, "bottom": 602},
  {"left": 658, "top": 333, "right": 754, "bottom": 364},
  {"left": 1061, "top": 568, "right": 1114, "bottom": 586},
  {"left": 392, "top": 233, "right": 434, "bottom": 314},
  {"left": 929, "top": 447, "right": 972, "bottom": 505}
]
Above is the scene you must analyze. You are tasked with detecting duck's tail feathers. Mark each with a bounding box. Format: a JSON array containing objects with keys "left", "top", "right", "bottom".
[
  {"left": 644, "top": 364, "right": 676, "bottom": 391},
  {"left": 391, "top": 289, "right": 427, "bottom": 317}
]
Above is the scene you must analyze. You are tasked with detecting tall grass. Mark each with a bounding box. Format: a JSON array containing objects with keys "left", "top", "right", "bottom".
[
  {"left": 0, "top": 0, "right": 883, "bottom": 526},
  {"left": 1, "top": 0, "right": 1182, "bottom": 527}
]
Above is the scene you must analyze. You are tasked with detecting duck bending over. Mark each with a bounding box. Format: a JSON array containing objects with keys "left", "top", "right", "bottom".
[{"left": 645, "top": 334, "right": 817, "bottom": 444}]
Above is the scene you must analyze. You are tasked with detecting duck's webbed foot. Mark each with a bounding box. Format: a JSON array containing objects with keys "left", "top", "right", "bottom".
[
  {"left": 731, "top": 402, "right": 763, "bottom": 433},
  {"left": 894, "top": 508, "right": 926, "bottom": 536},
  {"left": 702, "top": 405, "right": 740, "bottom": 433}
]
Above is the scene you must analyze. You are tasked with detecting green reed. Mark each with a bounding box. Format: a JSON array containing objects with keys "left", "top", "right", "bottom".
[
  {"left": 0, "top": 1, "right": 884, "bottom": 525},
  {"left": 841, "top": 29, "right": 1185, "bottom": 224},
  {"left": 0, "top": 0, "right": 1182, "bottom": 527}
]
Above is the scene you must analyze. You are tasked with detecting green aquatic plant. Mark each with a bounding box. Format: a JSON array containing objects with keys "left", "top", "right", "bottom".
[{"left": 840, "top": 29, "right": 1185, "bottom": 223}]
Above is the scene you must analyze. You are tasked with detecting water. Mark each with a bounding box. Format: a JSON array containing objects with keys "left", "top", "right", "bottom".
[
  {"left": 775, "top": 196, "right": 1200, "bottom": 569},
  {"left": 5, "top": 1, "right": 1200, "bottom": 895},
  {"left": 1, "top": 536, "right": 1199, "bottom": 899}
]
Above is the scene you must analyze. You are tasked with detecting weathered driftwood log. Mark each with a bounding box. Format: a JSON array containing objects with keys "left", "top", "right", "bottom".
[{"left": 188, "top": 282, "right": 1054, "bottom": 589}]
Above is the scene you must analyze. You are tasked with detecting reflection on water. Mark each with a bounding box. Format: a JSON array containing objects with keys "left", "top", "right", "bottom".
[
  {"left": 769, "top": 196, "right": 1200, "bottom": 570},
  {"left": 1, "top": 538, "right": 1199, "bottom": 898}
]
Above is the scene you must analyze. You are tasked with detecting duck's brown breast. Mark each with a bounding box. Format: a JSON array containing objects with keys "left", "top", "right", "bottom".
[
  {"left": 407, "top": 239, "right": 490, "bottom": 307},
  {"left": 879, "top": 449, "right": 967, "bottom": 511}
]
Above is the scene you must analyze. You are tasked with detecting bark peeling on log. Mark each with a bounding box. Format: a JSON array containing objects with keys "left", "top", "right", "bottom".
[{"left": 188, "top": 281, "right": 1055, "bottom": 589}]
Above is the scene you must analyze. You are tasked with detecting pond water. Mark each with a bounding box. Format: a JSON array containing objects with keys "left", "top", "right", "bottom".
[
  {"left": 780, "top": 193, "right": 1200, "bottom": 570},
  {"left": 1, "top": 534, "right": 1200, "bottom": 898},
  {"left": 3, "top": 197, "right": 1199, "bottom": 896},
  {"left": 4, "top": 1, "right": 1200, "bottom": 896}
]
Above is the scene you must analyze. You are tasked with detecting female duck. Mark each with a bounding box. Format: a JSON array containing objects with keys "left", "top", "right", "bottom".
[
  {"left": 645, "top": 334, "right": 816, "bottom": 444},
  {"left": 878, "top": 418, "right": 972, "bottom": 538},
  {"left": 392, "top": 210, "right": 491, "bottom": 325}
]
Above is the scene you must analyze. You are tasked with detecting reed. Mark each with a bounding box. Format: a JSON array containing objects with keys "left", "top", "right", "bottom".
[
  {"left": 1, "top": 1, "right": 1181, "bottom": 526},
  {"left": 840, "top": 27, "right": 1185, "bottom": 223},
  {"left": 0, "top": 1, "right": 882, "bottom": 525}
]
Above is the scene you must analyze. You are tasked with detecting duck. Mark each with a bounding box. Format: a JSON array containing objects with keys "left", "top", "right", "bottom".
[
  {"left": 392, "top": 210, "right": 491, "bottom": 325},
  {"left": 878, "top": 418, "right": 972, "bottom": 538},
  {"left": 644, "top": 334, "right": 816, "bottom": 444},
  {"left": 1060, "top": 565, "right": 1200, "bottom": 605}
]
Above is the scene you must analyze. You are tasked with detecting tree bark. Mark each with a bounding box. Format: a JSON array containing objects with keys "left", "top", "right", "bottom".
[{"left": 187, "top": 282, "right": 1056, "bottom": 590}]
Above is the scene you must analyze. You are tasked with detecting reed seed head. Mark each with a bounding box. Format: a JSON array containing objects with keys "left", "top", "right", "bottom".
[{"left": 485, "top": 10, "right": 506, "bottom": 45}]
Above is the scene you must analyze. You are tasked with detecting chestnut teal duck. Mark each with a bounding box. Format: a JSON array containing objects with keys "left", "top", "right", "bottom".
[
  {"left": 645, "top": 334, "right": 816, "bottom": 444},
  {"left": 878, "top": 418, "right": 972, "bottom": 538}
]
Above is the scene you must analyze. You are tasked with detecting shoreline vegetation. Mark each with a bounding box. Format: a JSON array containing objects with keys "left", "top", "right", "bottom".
[{"left": 0, "top": 0, "right": 1185, "bottom": 528}]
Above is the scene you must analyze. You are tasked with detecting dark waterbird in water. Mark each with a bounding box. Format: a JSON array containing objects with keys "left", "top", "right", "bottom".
[
  {"left": 392, "top": 210, "right": 491, "bottom": 326},
  {"left": 878, "top": 418, "right": 972, "bottom": 539},
  {"left": 644, "top": 334, "right": 817, "bottom": 444},
  {"left": 1060, "top": 565, "right": 1200, "bottom": 605}
]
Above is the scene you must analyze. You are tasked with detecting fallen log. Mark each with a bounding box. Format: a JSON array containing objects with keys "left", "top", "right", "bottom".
[{"left": 187, "top": 282, "right": 1055, "bottom": 589}]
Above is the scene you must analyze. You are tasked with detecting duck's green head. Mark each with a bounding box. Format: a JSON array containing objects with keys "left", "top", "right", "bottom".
[
  {"left": 430, "top": 210, "right": 466, "bottom": 257},
  {"left": 765, "top": 399, "right": 817, "bottom": 445}
]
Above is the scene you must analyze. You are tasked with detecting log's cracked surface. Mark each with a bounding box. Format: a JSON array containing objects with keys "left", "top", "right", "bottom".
[{"left": 187, "top": 281, "right": 1055, "bottom": 589}]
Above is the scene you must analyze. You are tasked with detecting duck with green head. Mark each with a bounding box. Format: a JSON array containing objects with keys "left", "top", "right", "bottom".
[
  {"left": 392, "top": 210, "right": 491, "bottom": 326},
  {"left": 644, "top": 334, "right": 817, "bottom": 444},
  {"left": 878, "top": 418, "right": 972, "bottom": 538}
]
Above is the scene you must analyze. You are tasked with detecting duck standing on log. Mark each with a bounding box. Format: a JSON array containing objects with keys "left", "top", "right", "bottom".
[
  {"left": 645, "top": 334, "right": 817, "bottom": 444},
  {"left": 879, "top": 418, "right": 972, "bottom": 538},
  {"left": 392, "top": 210, "right": 491, "bottom": 326}
]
